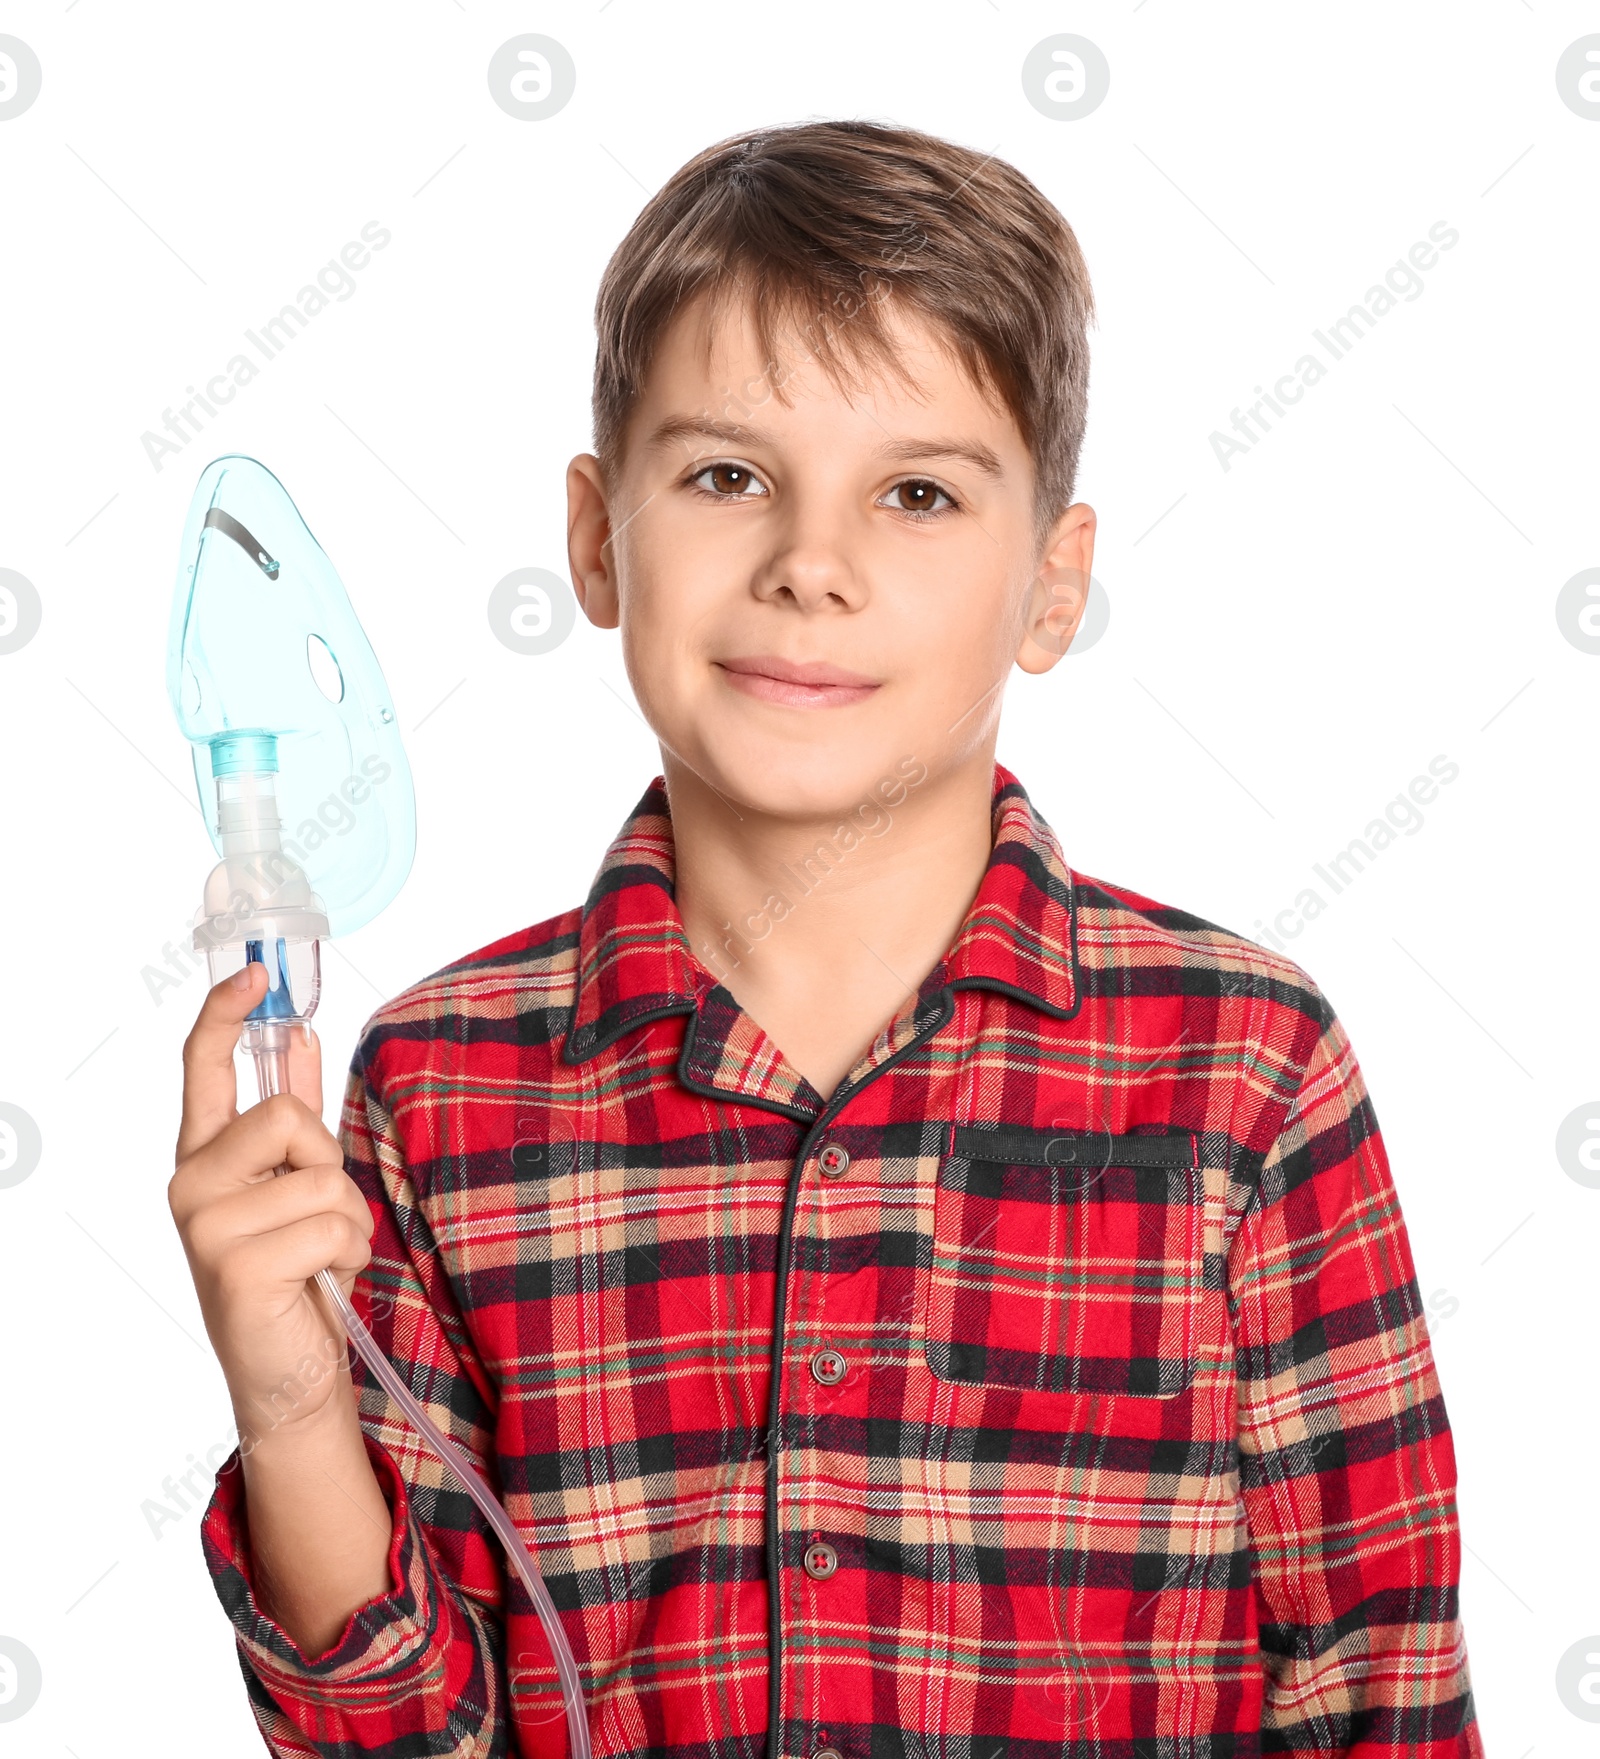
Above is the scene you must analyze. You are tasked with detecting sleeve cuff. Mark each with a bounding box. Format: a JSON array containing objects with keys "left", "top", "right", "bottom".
[{"left": 201, "top": 1429, "right": 446, "bottom": 1697}]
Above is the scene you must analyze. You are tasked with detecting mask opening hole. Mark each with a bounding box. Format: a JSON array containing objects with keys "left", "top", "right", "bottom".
[{"left": 307, "top": 633, "right": 345, "bottom": 704}]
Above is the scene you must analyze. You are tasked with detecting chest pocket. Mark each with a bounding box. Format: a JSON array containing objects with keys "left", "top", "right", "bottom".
[{"left": 924, "top": 1124, "right": 1204, "bottom": 1399}]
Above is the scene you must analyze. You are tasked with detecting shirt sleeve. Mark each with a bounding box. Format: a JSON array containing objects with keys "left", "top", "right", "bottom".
[
  {"left": 1226, "top": 988, "right": 1485, "bottom": 1757},
  {"left": 199, "top": 1021, "right": 525, "bottom": 1758}
]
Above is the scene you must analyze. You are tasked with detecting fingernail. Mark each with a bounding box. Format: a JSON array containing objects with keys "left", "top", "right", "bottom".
[{"left": 231, "top": 965, "right": 254, "bottom": 990}]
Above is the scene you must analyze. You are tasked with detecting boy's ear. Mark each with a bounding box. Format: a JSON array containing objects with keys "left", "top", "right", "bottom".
[
  {"left": 566, "top": 453, "right": 620, "bottom": 630},
  {"left": 1015, "top": 501, "right": 1096, "bottom": 676}
]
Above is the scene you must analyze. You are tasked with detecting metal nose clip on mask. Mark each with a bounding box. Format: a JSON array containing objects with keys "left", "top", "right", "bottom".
[{"left": 168, "top": 456, "right": 591, "bottom": 1757}]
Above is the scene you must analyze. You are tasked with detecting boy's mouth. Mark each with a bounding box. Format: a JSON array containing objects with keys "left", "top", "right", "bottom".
[{"left": 715, "top": 655, "right": 881, "bottom": 709}]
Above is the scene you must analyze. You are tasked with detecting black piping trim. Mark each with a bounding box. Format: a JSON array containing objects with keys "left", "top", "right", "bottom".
[
  {"left": 952, "top": 1124, "right": 1199, "bottom": 1169},
  {"left": 559, "top": 995, "right": 696, "bottom": 1065},
  {"left": 674, "top": 1006, "right": 819, "bottom": 1125},
  {"left": 948, "top": 972, "right": 1083, "bottom": 1022},
  {"left": 762, "top": 984, "right": 955, "bottom": 1758}
]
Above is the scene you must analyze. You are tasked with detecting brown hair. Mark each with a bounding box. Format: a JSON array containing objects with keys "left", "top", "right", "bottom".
[{"left": 590, "top": 119, "right": 1095, "bottom": 547}]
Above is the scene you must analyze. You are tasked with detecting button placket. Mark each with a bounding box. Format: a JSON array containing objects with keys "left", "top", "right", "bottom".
[{"left": 772, "top": 1002, "right": 956, "bottom": 1748}]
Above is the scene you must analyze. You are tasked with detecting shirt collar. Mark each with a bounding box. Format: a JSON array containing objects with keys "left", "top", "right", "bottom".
[{"left": 562, "top": 763, "right": 1080, "bottom": 1065}]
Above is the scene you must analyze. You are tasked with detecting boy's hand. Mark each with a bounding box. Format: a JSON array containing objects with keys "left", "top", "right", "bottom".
[{"left": 170, "top": 963, "right": 376, "bottom": 1438}]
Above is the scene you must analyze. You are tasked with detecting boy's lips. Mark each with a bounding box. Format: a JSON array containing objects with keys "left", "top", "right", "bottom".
[{"left": 715, "top": 655, "right": 881, "bottom": 709}]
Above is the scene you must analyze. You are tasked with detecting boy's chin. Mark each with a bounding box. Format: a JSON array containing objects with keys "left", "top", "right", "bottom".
[{"left": 686, "top": 741, "right": 922, "bottom": 827}]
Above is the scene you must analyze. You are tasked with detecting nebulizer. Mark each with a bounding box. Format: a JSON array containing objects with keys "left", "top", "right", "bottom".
[{"left": 168, "top": 456, "right": 591, "bottom": 1756}]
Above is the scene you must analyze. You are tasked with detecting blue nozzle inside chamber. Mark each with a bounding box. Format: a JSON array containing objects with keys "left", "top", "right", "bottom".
[
  {"left": 245, "top": 937, "right": 298, "bottom": 1019},
  {"left": 211, "top": 732, "right": 279, "bottom": 776}
]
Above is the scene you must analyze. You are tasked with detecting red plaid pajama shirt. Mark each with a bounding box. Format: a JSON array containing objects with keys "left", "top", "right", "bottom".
[{"left": 202, "top": 765, "right": 1484, "bottom": 1757}]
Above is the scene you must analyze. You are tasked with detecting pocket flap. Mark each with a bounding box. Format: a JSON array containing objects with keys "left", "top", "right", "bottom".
[{"left": 952, "top": 1125, "right": 1197, "bottom": 1169}]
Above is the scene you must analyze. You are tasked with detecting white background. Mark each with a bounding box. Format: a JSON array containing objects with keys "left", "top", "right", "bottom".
[{"left": 0, "top": 2, "right": 1595, "bottom": 1752}]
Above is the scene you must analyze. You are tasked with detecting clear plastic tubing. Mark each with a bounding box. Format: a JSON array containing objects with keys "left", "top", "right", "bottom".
[{"left": 250, "top": 1016, "right": 592, "bottom": 1758}]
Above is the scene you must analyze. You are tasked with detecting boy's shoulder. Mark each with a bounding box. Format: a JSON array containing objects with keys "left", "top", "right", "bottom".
[
  {"left": 1069, "top": 860, "right": 1348, "bottom": 1105},
  {"left": 350, "top": 904, "right": 589, "bottom": 1068},
  {"left": 1069, "top": 862, "right": 1320, "bottom": 1000}
]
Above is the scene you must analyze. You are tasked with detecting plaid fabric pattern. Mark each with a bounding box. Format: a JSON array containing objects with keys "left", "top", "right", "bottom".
[{"left": 201, "top": 766, "right": 1484, "bottom": 1758}]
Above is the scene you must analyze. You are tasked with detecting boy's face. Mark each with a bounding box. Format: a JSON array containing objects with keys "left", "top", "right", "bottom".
[{"left": 567, "top": 290, "right": 1093, "bottom": 824}]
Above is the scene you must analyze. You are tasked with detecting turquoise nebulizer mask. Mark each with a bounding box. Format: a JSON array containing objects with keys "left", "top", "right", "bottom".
[
  {"left": 169, "top": 453, "right": 416, "bottom": 1034},
  {"left": 169, "top": 456, "right": 590, "bottom": 1755}
]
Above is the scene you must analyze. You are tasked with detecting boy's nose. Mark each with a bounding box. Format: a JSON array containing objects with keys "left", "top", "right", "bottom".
[{"left": 749, "top": 536, "right": 865, "bottom": 612}]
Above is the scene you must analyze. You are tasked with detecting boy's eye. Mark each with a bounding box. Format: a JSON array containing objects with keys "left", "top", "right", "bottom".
[
  {"left": 881, "top": 477, "right": 956, "bottom": 518},
  {"left": 688, "top": 461, "right": 769, "bottom": 498}
]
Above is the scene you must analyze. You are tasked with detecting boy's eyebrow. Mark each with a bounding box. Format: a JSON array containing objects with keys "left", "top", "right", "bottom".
[{"left": 644, "top": 414, "right": 1006, "bottom": 480}]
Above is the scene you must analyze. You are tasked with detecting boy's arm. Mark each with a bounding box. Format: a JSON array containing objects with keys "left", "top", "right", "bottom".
[
  {"left": 1228, "top": 992, "right": 1485, "bottom": 1756},
  {"left": 200, "top": 1026, "right": 518, "bottom": 1758}
]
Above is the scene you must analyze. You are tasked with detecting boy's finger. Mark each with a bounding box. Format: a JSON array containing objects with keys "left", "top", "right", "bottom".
[
  {"left": 187, "top": 1159, "right": 369, "bottom": 1253},
  {"left": 177, "top": 964, "right": 269, "bottom": 1162},
  {"left": 283, "top": 1019, "right": 325, "bottom": 1121},
  {"left": 224, "top": 1210, "right": 374, "bottom": 1298},
  {"left": 173, "top": 1093, "right": 344, "bottom": 1211}
]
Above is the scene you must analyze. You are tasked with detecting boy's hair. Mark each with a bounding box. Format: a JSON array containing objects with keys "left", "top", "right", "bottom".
[{"left": 591, "top": 119, "right": 1095, "bottom": 549}]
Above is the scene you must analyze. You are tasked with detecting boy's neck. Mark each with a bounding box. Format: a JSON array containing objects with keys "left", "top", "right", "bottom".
[{"left": 666, "top": 749, "right": 997, "bottom": 1099}]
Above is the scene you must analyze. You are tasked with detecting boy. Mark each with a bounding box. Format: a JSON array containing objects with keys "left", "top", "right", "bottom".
[{"left": 172, "top": 120, "right": 1484, "bottom": 1756}]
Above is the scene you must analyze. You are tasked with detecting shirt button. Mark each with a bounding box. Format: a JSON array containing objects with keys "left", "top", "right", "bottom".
[
  {"left": 810, "top": 1348, "right": 846, "bottom": 1385},
  {"left": 803, "top": 1540, "right": 838, "bottom": 1580},
  {"left": 817, "top": 1142, "right": 850, "bottom": 1179},
  {"left": 815, "top": 1749, "right": 845, "bottom": 1759}
]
